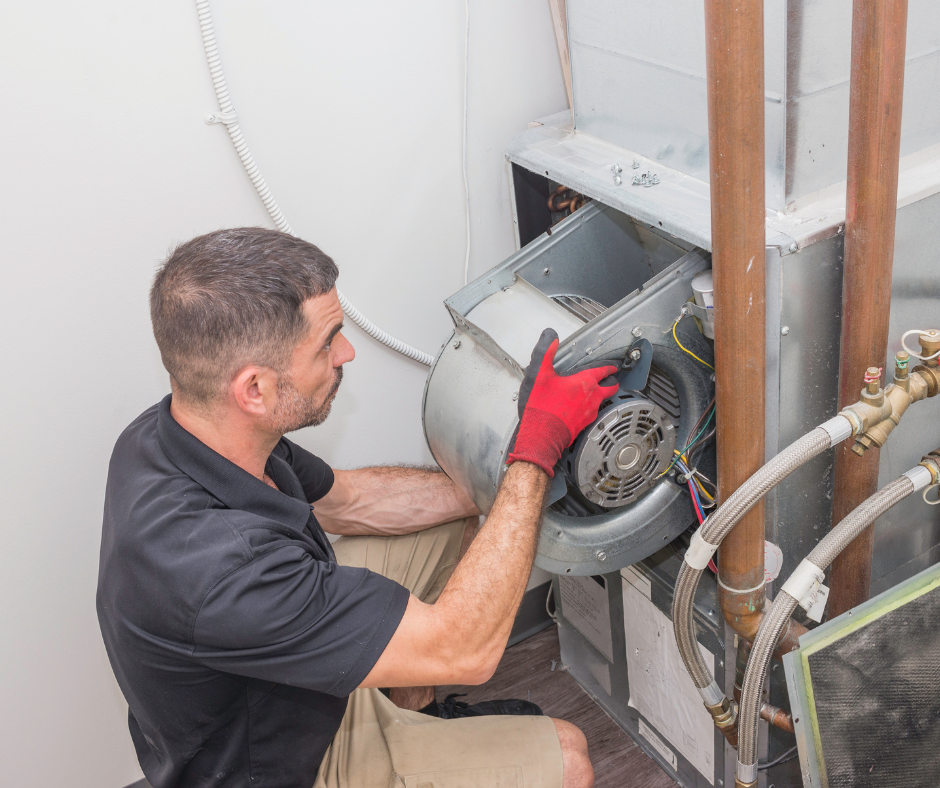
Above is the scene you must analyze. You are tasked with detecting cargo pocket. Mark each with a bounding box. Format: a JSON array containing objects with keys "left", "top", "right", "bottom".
[{"left": 400, "top": 765, "right": 523, "bottom": 788}]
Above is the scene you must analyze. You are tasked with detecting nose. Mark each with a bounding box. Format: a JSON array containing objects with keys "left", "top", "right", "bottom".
[{"left": 334, "top": 332, "right": 355, "bottom": 366}]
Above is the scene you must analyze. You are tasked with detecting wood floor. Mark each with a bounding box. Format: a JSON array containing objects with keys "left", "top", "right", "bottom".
[{"left": 438, "top": 625, "right": 677, "bottom": 788}]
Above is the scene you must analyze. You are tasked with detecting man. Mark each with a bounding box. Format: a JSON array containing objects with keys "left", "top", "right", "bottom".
[{"left": 97, "top": 228, "right": 618, "bottom": 788}]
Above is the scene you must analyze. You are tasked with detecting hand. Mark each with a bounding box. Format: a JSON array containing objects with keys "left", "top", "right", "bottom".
[{"left": 507, "top": 328, "right": 618, "bottom": 476}]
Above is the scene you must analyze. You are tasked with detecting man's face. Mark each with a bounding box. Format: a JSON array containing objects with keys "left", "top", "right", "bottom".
[{"left": 266, "top": 288, "right": 355, "bottom": 434}]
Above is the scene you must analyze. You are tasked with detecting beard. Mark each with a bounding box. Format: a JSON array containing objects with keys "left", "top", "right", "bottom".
[{"left": 268, "top": 366, "right": 343, "bottom": 434}]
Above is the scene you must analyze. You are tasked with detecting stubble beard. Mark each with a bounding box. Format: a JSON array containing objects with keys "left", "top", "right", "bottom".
[{"left": 269, "top": 366, "right": 343, "bottom": 435}]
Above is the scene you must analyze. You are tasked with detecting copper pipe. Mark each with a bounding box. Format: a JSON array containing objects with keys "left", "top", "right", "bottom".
[
  {"left": 705, "top": 0, "right": 767, "bottom": 636},
  {"left": 760, "top": 703, "right": 795, "bottom": 734},
  {"left": 547, "top": 185, "right": 567, "bottom": 212},
  {"left": 829, "top": 0, "right": 909, "bottom": 617}
]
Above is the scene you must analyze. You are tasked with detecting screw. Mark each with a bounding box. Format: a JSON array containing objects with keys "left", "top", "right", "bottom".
[
  {"left": 596, "top": 550, "right": 608, "bottom": 561},
  {"left": 677, "top": 473, "right": 689, "bottom": 484},
  {"left": 788, "top": 242, "right": 798, "bottom": 253},
  {"left": 632, "top": 327, "right": 643, "bottom": 337},
  {"left": 630, "top": 349, "right": 642, "bottom": 362},
  {"left": 612, "top": 163, "right": 623, "bottom": 174},
  {"left": 632, "top": 157, "right": 640, "bottom": 169},
  {"left": 613, "top": 175, "right": 623, "bottom": 185},
  {"left": 543, "top": 267, "right": 550, "bottom": 275},
  {"left": 512, "top": 392, "right": 518, "bottom": 401},
  {"left": 452, "top": 340, "right": 461, "bottom": 349},
  {"left": 781, "top": 326, "right": 790, "bottom": 336}
]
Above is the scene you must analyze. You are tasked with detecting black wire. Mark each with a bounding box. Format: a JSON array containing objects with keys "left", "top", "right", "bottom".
[
  {"left": 686, "top": 397, "right": 716, "bottom": 443},
  {"left": 758, "top": 745, "right": 799, "bottom": 771},
  {"left": 685, "top": 427, "right": 716, "bottom": 463}
]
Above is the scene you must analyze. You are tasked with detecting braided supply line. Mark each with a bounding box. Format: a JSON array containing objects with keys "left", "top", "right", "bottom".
[
  {"left": 195, "top": 0, "right": 434, "bottom": 367},
  {"left": 735, "top": 475, "right": 918, "bottom": 784},
  {"left": 672, "top": 427, "right": 835, "bottom": 693}
]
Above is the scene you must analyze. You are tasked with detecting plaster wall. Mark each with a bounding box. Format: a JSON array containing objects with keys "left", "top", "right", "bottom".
[{"left": 0, "top": 1, "right": 566, "bottom": 785}]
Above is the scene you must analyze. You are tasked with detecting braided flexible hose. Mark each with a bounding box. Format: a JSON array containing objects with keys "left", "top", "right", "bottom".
[
  {"left": 736, "top": 475, "right": 916, "bottom": 772},
  {"left": 672, "top": 428, "right": 833, "bottom": 689},
  {"left": 194, "top": 0, "right": 434, "bottom": 367}
]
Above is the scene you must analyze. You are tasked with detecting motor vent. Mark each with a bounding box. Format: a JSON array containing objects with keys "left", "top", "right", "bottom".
[
  {"left": 565, "top": 393, "right": 676, "bottom": 509},
  {"left": 550, "top": 294, "right": 607, "bottom": 322}
]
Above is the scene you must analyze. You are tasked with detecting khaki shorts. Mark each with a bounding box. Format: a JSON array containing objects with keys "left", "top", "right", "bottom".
[{"left": 314, "top": 519, "right": 564, "bottom": 788}]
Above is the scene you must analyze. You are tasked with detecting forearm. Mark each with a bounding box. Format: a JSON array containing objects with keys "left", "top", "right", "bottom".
[
  {"left": 432, "top": 462, "right": 550, "bottom": 676},
  {"left": 316, "top": 466, "right": 479, "bottom": 536}
]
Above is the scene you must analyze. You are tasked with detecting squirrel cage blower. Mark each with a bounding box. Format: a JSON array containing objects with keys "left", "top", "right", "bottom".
[{"left": 423, "top": 202, "right": 717, "bottom": 576}]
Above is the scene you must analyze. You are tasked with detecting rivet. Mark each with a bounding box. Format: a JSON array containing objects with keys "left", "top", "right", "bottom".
[
  {"left": 596, "top": 550, "right": 607, "bottom": 561},
  {"left": 632, "top": 327, "right": 643, "bottom": 338},
  {"left": 452, "top": 340, "right": 461, "bottom": 349},
  {"left": 788, "top": 242, "right": 798, "bottom": 253},
  {"left": 781, "top": 326, "right": 790, "bottom": 336}
]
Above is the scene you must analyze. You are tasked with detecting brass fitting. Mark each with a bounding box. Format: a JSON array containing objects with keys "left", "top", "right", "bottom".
[
  {"left": 920, "top": 450, "right": 940, "bottom": 484},
  {"left": 735, "top": 779, "right": 757, "bottom": 788},
  {"left": 705, "top": 696, "right": 739, "bottom": 747},
  {"left": 842, "top": 332, "right": 940, "bottom": 457}
]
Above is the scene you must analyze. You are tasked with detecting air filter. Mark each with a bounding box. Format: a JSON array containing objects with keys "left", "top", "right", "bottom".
[{"left": 784, "top": 561, "right": 940, "bottom": 787}]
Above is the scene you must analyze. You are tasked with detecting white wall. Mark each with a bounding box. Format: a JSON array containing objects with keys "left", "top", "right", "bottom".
[{"left": 0, "top": 2, "right": 566, "bottom": 786}]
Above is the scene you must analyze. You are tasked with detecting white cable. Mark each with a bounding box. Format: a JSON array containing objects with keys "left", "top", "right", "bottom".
[
  {"left": 195, "top": 0, "right": 434, "bottom": 366},
  {"left": 462, "top": 0, "right": 471, "bottom": 286},
  {"left": 924, "top": 485, "right": 940, "bottom": 506},
  {"left": 900, "top": 329, "right": 940, "bottom": 361}
]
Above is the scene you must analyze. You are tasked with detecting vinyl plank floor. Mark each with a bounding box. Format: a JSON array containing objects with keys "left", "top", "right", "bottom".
[{"left": 438, "top": 625, "right": 677, "bottom": 788}]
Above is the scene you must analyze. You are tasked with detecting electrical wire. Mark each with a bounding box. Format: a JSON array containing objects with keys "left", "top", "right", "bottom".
[
  {"left": 194, "top": 0, "right": 435, "bottom": 366},
  {"left": 461, "top": 0, "right": 471, "bottom": 286},
  {"left": 671, "top": 317, "right": 715, "bottom": 370},
  {"left": 758, "top": 745, "right": 799, "bottom": 771},
  {"left": 659, "top": 406, "right": 716, "bottom": 478}
]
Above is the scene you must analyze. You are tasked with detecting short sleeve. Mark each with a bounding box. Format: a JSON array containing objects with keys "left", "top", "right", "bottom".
[
  {"left": 192, "top": 545, "right": 409, "bottom": 696},
  {"left": 274, "top": 438, "right": 334, "bottom": 503}
]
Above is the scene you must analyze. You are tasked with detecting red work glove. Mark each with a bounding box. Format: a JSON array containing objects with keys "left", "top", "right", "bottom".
[{"left": 507, "top": 328, "right": 619, "bottom": 476}]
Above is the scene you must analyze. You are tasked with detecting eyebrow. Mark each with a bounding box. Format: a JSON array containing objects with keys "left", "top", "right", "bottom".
[{"left": 322, "top": 322, "right": 344, "bottom": 350}]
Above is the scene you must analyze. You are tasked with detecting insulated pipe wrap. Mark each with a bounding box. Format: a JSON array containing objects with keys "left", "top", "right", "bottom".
[
  {"left": 736, "top": 475, "right": 916, "bottom": 767},
  {"left": 673, "top": 428, "right": 833, "bottom": 688}
]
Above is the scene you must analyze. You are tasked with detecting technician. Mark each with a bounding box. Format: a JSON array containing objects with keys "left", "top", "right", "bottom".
[{"left": 97, "top": 228, "right": 618, "bottom": 788}]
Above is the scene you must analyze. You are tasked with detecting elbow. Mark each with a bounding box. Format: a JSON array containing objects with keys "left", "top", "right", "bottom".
[{"left": 453, "top": 641, "right": 503, "bottom": 686}]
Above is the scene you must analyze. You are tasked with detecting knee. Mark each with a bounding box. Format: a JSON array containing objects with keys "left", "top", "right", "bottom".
[{"left": 551, "top": 718, "right": 594, "bottom": 788}]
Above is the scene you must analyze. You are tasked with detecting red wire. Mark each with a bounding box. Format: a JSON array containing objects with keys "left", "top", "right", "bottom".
[{"left": 688, "top": 479, "right": 719, "bottom": 574}]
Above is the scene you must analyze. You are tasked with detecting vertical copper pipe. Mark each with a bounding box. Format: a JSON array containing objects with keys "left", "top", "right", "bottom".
[
  {"left": 829, "top": 0, "right": 909, "bottom": 617},
  {"left": 706, "top": 0, "right": 767, "bottom": 632}
]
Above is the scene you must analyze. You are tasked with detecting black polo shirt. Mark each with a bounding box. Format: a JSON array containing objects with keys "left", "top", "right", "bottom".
[{"left": 97, "top": 396, "right": 409, "bottom": 788}]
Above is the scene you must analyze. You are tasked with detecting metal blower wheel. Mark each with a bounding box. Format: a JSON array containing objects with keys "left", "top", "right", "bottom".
[{"left": 569, "top": 394, "right": 676, "bottom": 508}]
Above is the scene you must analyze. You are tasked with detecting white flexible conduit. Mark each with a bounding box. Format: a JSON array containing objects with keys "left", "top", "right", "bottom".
[{"left": 195, "top": 0, "right": 435, "bottom": 367}]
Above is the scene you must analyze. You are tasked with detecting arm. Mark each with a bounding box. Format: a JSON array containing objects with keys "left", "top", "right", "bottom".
[
  {"left": 360, "top": 461, "right": 549, "bottom": 687},
  {"left": 361, "top": 328, "right": 618, "bottom": 688},
  {"left": 315, "top": 466, "right": 479, "bottom": 537}
]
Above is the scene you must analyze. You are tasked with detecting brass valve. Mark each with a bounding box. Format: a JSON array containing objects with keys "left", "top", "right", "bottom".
[{"left": 842, "top": 330, "right": 940, "bottom": 457}]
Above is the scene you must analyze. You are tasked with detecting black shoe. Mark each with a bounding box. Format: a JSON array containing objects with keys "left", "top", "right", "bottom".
[{"left": 435, "top": 693, "right": 543, "bottom": 719}]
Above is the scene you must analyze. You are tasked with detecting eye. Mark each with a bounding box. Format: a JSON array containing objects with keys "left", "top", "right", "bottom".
[{"left": 322, "top": 342, "right": 332, "bottom": 353}]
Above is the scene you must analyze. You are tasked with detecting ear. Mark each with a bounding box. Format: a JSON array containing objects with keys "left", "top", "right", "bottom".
[{"left": 230, "top": 365, "right": 279, "bottom": 417}]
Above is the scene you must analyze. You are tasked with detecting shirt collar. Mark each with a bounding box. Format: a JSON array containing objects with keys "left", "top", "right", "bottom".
[{"left": 155, "top": 394, "right": 312, "bottom": 533}]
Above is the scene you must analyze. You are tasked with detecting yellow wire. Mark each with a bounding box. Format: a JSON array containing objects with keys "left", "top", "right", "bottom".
[
  {"left": 665, "top": 447, "right": 716, "bottom": 502},
  {"left": 694, "top": 477, "right": 715, "bottom": 501},
  {"left": 671, "top": 318, "right": 714, "bottom": 370}
]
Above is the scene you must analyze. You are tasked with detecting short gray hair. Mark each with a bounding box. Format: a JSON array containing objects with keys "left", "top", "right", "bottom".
[{"left": 150, "top": 228, "right": 339, "bottom": 404}]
